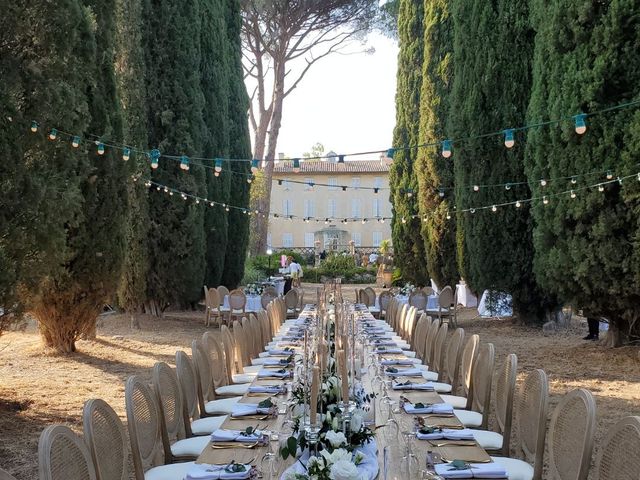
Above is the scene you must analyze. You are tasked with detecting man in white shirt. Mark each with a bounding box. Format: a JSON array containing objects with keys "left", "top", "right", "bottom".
[
  {"left": 369, "top": 252, "right": 379, "bottom": 265},
  {"left": 289, "top": 260, "right": 303, "bottom": 287}
]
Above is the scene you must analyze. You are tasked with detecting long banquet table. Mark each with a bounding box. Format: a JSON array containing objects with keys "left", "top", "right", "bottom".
[{"left": 194, "top": 304, "right": 502, "bottom": 479}]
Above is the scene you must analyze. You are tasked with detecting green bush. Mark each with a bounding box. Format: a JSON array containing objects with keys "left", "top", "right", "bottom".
[
  {"left": 241, "top": 263, "right": 266, "bottom": 286},
  {"left": 304, "top": 264, "right": 377, "bottom": 284},
  {"left": 274, "top": 250, "right": 304, "bottom": 264}
]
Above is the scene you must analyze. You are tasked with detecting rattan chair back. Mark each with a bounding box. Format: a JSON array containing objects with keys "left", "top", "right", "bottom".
[
  {"left": 406, "top": 306, "right": 418, "bottom": 341},
  {"left": 257, "top": 310, "right": 271, "bottom": 349},
  {"left": 516, "top": 369, "right": 549, "bottom": 480},
  {"left": 364, "top": 287, "right": 376, "bottom": 307},
  {"left": 263, "top": 286, "right": 277, "bottom": 297},
  {"left": 219, "top": 325, "right": 237, "bottom": 380},
  {"left": 443, "top": 327, "right": 465, "bottom": 390},
  {"left": 124, "top": 376, "right": 164, "bottom": 480},
  {"left": 548, "top": 388, "right": 596, "bottom": 480},
  {"left": 228, "top": 289, "right": 246, "bottom": 312},
  {"left": 233, "top": 319, "right": 250, "bottom": 367},
  {"left": 0, "top": 469, "right": 17, "bottom": 480},
  {"left": 191, "top": 339, "right": 216, "bottom": 409},
  {"left": 261, "top": 293, "right": 276, "bottom": 309},
  {"left": 296, "top": 288, "right": 305, "bottom": 309},
  {"left": 424, "top": 317, "right": 440, "bottom": 368},
  {"left": 494, "top": 353, "right": 517, "bottom": 456},
  {"left": 422, "top": 286, "right": 434, "bottom": 296},
  {"left": 385, "top": 296, "right": 396, "bottom": 324},
  {"left": 459, "top": 334, "right": 479, "bottom": 403},
  {"left": 39, "top": 425, "right": 97, "bottom": 480},
  {"left": 438, "top": 286, "right": 454, "bottom": 309},
  {"left": 379, "top": 290, "right": 392, "bottom": 314},
  {"left": 409, "top": 291, "right": 428, "bottom": 311},
  {"left": 82, "top": 399, "right": 127, "bottom": 480},
  {"left": 595, "top": 415, "right": 640, "bottom": 479},
  {"left": 285, "top": 289, "right": 298, "bottom": 311},
  {"left": 397, "top": 304, "right": 408, "bottom": 338},
  {"left": 202, "top": 331, "right": 229, "bottom": 388},
  {"left": 248, "top": 315, "right": 262, "bottom": 358},
  {"left": 152, "top": 362, "right": 188, "bottom": 460},
  {"left": 217, "top": 285, "right": 229, "bottom": 299},
  {"left": 175, "top": 350, "right": 201, "bottom": 422},
  {"left": 431, "top": 322, "right": 449, "bottom": 376},
  {"left": 470, "top": 343, "right": 495, "bottom": 429},
  {"left": 412, "top": 314, "right": 428, "bottom": 358}
]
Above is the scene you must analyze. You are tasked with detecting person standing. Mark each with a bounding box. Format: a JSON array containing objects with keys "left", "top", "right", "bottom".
[
  {"left": 584, "top": 317, "right": 600, "bottom": 341},
  {"left": 290, "top": 259, "right": 303, "bottom": 287}
]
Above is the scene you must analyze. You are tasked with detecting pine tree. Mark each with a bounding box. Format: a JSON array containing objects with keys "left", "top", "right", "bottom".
[
  {"left": 415, "top": 0, "right": 457, "bottom": 288},
  {"left": 115, "top": 0, "right": 150, "bottom": 313},
  {"left": 221, "top": 0, "right": 252, "bottom": 288},
  {"left": 143, "top": 0, "right": 207, "bottom": 310},
  {"left": 201, "top": 0, "right": 232, "bottom": 288},
  {"left": 449, "top": 0, "right": 552, "bottom": 321},
  {"left": 389, "top": 0, "right": 430, "bottom": 285},
  {"left": 526, "top": 0, "right": 640, "bottom": 342}
]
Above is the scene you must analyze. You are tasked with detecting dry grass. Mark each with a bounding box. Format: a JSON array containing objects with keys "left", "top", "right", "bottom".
[{"left": 1, "top": 283, "right": 639, "bottom": 479}]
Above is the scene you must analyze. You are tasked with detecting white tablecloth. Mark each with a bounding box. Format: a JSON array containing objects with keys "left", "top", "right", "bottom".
[
  {"left": 223, "top": 294, "right": 262, "bottom": 312},
  {"left": 379, "top": 294, "right": 439, "bottom": 311},
  {"left": 456, "top": 283, "right": 478, "bottom": 308},
  {"left": 269, "top": 277, "right": 285, "bottom": 296},
  {"left": 477, "top": 290, "right": 512, "bottom": 317}
]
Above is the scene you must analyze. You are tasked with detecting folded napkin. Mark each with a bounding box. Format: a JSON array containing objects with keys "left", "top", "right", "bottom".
[
  {"left": 375, "top": 347, "right": 403, "bottom": 354},
  {"left": 230, "top": 404, "right": 272, "bottom": 417},
  {"left": 373, "top": 340, "right": 398, "bottom": 347},
  {"left": 434, "top": 463, "right": 507, "bottom": 479},
  {"left": 248, "top": 385, "right": 285, "bottom": 394},
  {"left": 186, "top": 464, "right": 253, "bottom": 480},
  {"left": 416, "top": 428, "right": 475, "bottom": 441},
  {"left": 267, "top": 349, "right": 295, "bottom": 356},
  {"left": 385, "top": 368, "right": 423, "bottom": 377},
  {"left": 381, "top": 358, "right": 420, "bottom": 366},
  {"left": 393, "top": 382, "right": 435, "bottom": 391},
  {"left": 260, "top": 358, "right": 290, "bottom": 366},
  {"left": 403, "top": 403, "right": 454, "bottom": 415},
  {"left": 257, "top": 369, "right": 291, "bottom": 379},
  {"left": 282, "top": 335, "right": 302, "bottom": 341},
  {"left": 211, "top": 429, "right": 264, "bottom": 443}
]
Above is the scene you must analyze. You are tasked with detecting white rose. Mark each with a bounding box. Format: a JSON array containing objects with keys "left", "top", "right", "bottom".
[
  {"left": 350, "top": 411, "right": 363, "bottom": 432},
  {"left": 292, "top": 404, "right": 306, "bottom": 418},
  {"left": 330, "top": 460, "right": 363, "bottom": 480},
  {"left": 320, "top": 448, "right": 351, "bottom": 465},
  {"left": 332, "top": 416, "right": 340, "bottom": 431},
  {"left": 325, "top": 430, "right": 347, "bottom": 448}
]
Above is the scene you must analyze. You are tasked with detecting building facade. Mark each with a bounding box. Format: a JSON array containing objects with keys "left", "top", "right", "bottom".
[{"left": 267, "top": 157, "right": 393, "bottom": 250}]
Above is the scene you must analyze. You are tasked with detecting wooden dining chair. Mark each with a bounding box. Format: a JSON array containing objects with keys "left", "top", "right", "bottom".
[
  {"left": 228, "top": 289, "right": 247, "bottom": 323},
  {"left": 454, "top": 342, "right": 495, "bottom": 429},
  {"left": 440, "top": 333, "right": 479, "bottom": 408},
  {"left": 83, "top": 398, "right": 128, "bottom": 480},
  {"left": 378, "top": 290, "right": 392, "bottom": 319},
  {"left": 409, "top": 290, "right": 428, "bottom": 312},
  {"left": 284, "top": 289, "right": 298, "bottom": 318},
  {"left": 441, "top": 327, "right": 465, "bottom": 394},
  {"left": 39, "top": 425, "right": 97, "bottom": 480},
  {"left": 0, "top": 469, "right": 17, "bottom": 480},
  {"left": 595, "top": 416, "right": 640, "bottom": 479}
]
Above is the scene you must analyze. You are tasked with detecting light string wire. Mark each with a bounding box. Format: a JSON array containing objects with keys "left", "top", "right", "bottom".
[{"left": 10, "top": 96, "right": 640, "bottom": 191}]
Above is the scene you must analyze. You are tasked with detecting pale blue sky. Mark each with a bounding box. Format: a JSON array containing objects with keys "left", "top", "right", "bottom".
[{"left": 274, "top": 33, "right": 399, "bottom": 159}]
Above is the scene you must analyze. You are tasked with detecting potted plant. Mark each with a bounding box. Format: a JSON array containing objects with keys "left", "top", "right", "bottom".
[{"left": 377, "top": 239, "right": 393, "bottom": 287}]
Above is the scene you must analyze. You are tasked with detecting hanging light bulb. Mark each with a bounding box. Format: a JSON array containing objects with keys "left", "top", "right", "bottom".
[
  {"left": 441, "top": 140, "right": 452, "bottom": 158},
  {"left": 380, "top": 218, "right": 385, "bottom": 223},
  {"left": 540, "top": 179, "right": 547, "bottom": 187},
  {"left": 571, "top": 176, "right": 577, "bottom": 184},
  {"left": 181, "top": 193, "right": 187, "bottom": 200},
  {"left": 470, "top": 208, "right": 476, "bottom": 214},
  {"left": 492, "top": 205, "right": 497, "bottom": 212},
  {"left": 97, "top": 142, "right": 105, "bottom": 155},
  {"left": 473, "top": 185, "right": 480, "bottom": 192},
  {"left": 72, "top": 136, "right": 80, "bottom": 148},
  {"left": 342, "top": 186, "right": 347, "bottom": 192},
  {"left": 30, "top": 121, "right": 38, "bottom": 133},
  {"left": 505, "top": 183, "right": 511, "bottom": 190},
  {"left": 401, "top": 217, "right": 406, "bottom": 224},
  {"left": 122, "top": 147, "right": 131, "bottom": 161},
  {"left": 361, "top": 218, "right": 367, "bottom": 224},
  {"left": 293, "top": 158, "right": 301, "bottom": 173},
  {"left": 195, "top": 199, "right": 200, "bottom": 204},
  {"left": 574, "top": 113, "right": 587, "bottom": 134},
  {"left": 225, "top": 206, "right": 230, "bottom": 212},
  {"left": 169, "top": 191, "right": 174, "bottom": 196},
  {"left": 386, "top": 148, "right": 395, "bottom": 159},
  {"left": 156, "top": 186, "right": 161, "bottom": 191},
  {"left": 324, "top": 218, "right": 329, "bottom": 225},
  {"left": 180, "top": 155, "right": 190, "bottom": 171},
  {"left": 598, "top": 184, "right": 605, "bottom": 192},
  {"left": 543, "top": 196, "right": 549, "bottom": 205},
  {"left": 214, "top": 158, "right": 222, "bottom": 176},
  {"left": 438, "top": 188, "right": 445, "bottom": 198},
  {"left": 164, "top": 187, "right": 169, "bottom": 193},
  {"left": 338, "top": 154, "right": 345, "bottom": 163},
  {"left": 150, "top": 149, "right": 161, "bottom": 169},
  {"left": 618, "top": 177, "right": 623, "bottom": 185},
  {"left": 606, "top": 170, "right": 613, "bottom": 180},
  {"left": 570, "top": 190, "right": 576, "bottom": 199},
  {"left": 515, "top": 201, "right": 521, "bottom": 208},
  {"left": 48, "top": 128, "right": 57, "bottom": 140},
  {"left": 446, "top": 212, "right": 451, "bottom": 220},
  {"left": 406, "top": 189, "right": 413, "bottom": 198},
  {"left": 247, "top": 175, "right": 253, "bottom": 184},
  {"left": 504, "top": 129, "right": 515, "bottom": 148},
  {"left": 210, "top": 201, "right": 215, "bottom": 207},
  {"left": 251, "top": 159, "right": 259, "bottom": 174}
]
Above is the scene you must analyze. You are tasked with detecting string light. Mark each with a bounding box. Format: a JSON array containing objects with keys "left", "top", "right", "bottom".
[
  {"left": 97, "top": 142, "right": 105, "bottom": 155},
  {"left": 30, "top": 121, "right": 38, "bottom": 133},
  {"left": 446, "top": 212, "right": 451, "bottom": 220},
  {"left": 214, "top": 158, "right": 222, "bottom": 176},
  {"left": 598, "top": 184, "right": 605, "bottom": 192},
  {"left": 441, "top": 140, "right": 452, "bottom": 158},
  {"left": 492, "top": 205, "right": 497, "bottom": 212},
  {"left": 247, "top": 175, "right": 253, "bottom": 184},
  {"left": 543, "top": 196, "right": 549, "bottom": 205},
  {"left": 505, "top": 183, "right": 511, "bottom": 190},
  {"left": 540, "top": 179, "right": 547, "bottom": 187},
  {"left": 473, "top": 185, "right": 480, "bottom": 192},
  {"left": 72, "top": 136, "right": 80, "bottom": 148},
  {"left": 504, "top": 129, "right": 515, "bottom": 148},
  {"left": 574, "top": 113, "right": 587, "bottom": 134},
  {"left": 123, "top": 147, "right": 131, "bottom": 161},
  {"left": 48, "top": 128, "right": 57, "bottom": 141},
  {"left": 438, "top": 189, "right": 445, "bottom": 198},
  {"left": 606, "top": 170, "right": 613, "bottom": 180},
  {"left": 180, "top": 155, "right": 190, "bottom": 171},
  {"left": 570, "top": 190, "right": 576, "bottom": 199},
  {"left": 251, "top": 159, "right": 259, "bottom": 174},
  {"left": 571, "top": 177, "right": 577, "bottom": 184},
  {"left": 515, "top": 201, "right": 521, "bottom": 208},
  {"left": 150, "top": 149, "right": 161, "bottom": 169},
  {"left": 338, "top": 155, "right": 345, "bottom": 163}
]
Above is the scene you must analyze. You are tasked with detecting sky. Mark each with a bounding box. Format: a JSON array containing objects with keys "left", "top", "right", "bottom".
[{"left": 268, "top": 32, "right": 399, "bottom": 160}]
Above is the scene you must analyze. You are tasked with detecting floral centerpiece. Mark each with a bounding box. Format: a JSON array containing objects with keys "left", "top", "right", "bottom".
[
  {"left": 283, "top": 448, "right": 372, "bottom": 480},
  {"left": 244, "top": 283, "right": 265, "bottom": 295},
  {"left": 398, "top": 282, "right": 416, "bottom": 296}
]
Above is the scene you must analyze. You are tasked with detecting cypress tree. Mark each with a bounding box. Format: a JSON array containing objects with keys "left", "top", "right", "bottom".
[
  {"left": 449, "top": 0, "right": 552, "bottom": 321},
  {"left": 201, "top": 0, "right": 232, "bottom": 288},
  {"left": 143, "top": 0, "right": 207, "bottom": 310},
  {"left": 221, "top": 0, "right": 252, "bottom": 288},
  {"left": 390, "top": 0, "right": 430, "bottom": 285},
  {"left": 415, "top": 0, "right": 457, "bottom": 288},
  {"left": 115, "top": 0, "right": 150, "bottom": 313},
  {"left": 526, "top": 0, "right": 640, "bottom": 343}
]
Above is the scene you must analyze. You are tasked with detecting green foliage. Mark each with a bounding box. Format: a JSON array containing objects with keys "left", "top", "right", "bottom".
[
  {"left": 525, "top": 0, "right": 640, "bottom": 339},
  {"left": 389, "top": 0, "right": 429, "bottom": 286},
  {"left": 415, "top": 0, "right": 457, "bottom": 288}
]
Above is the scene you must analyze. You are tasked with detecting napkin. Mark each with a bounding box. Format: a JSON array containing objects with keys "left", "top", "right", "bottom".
[
  {"left": 416, "top": 428, "right": 475, "bottom": 441},
  {"left": 373, "top": 340, "right": 398, "bottom": 347},
  {"left": 381, "top": 359, "right": 420, "bottom": 366},
  {"left": 211, "top": 429, "right": 264, "bottom": 443},
  {"left": 230, "top": 404, "right": 272, "bottom": 417},
  {"left": 375, "top": 347, "right": 403, "bottom": 354},
  {"left": 434, "top": 463, "right": 507, "bottom": 478},
  {"left": 403, "top": 403, "right": 454, "bottom": 415},
  {"left": 267, "top": 349, "right": 295, "bottom": 356},
  {"left": 185, "top": 464, "right": 253, "bottom": 480},
  {"left": 260, "top": 358, "right": 290, "bottom": 366},
  {"left": 257, "top": 369, "right": 291, "bottom": 379},
  {"left": 393, "top": 382, "right": 435, "bottom": 391},
  {"left": 248, "top": 385, "right": 285, "bottom": 394},
  {"left": 385, "top": 368, "right": 423, "bottom": 377}
]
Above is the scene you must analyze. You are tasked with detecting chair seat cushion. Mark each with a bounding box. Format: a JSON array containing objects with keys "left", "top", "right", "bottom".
[
  {"left": 470, "top": 429, "right": 503, "bottom": 450},
  {"left": 215, "top": 383, "right": 250, "bottom": 396},
  {"left": 421, "top": 370, "right": 438, "bottom": 381},
  {"left": 145, "top": 461, "right": 196, "bottom": 480},
  {"left": 232, "top": 373, "right": 256, "bottom": 383},
  {"left": 454, "top": 409, "right": 483, "bottom": 427},
  {"left": 430, "top": 381, "right": 452, "bottom": 393},
  {"left": 204, "top": 396, "right": 242, "bottom": 415},
  {"left": 170, "top": 435, "right": 210, "bottom": 458},
  {"left": 191, "top": 415, "right": 228, "bottom": 435},
  {"left": 439, "top": 394, "right": 467, "bottom": 409},
  {"left": 243, "top": 364, "right": 263, "bottom": 374},
  {"left": 489, "top": 456, "right": 534, "bottom": 480}
]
